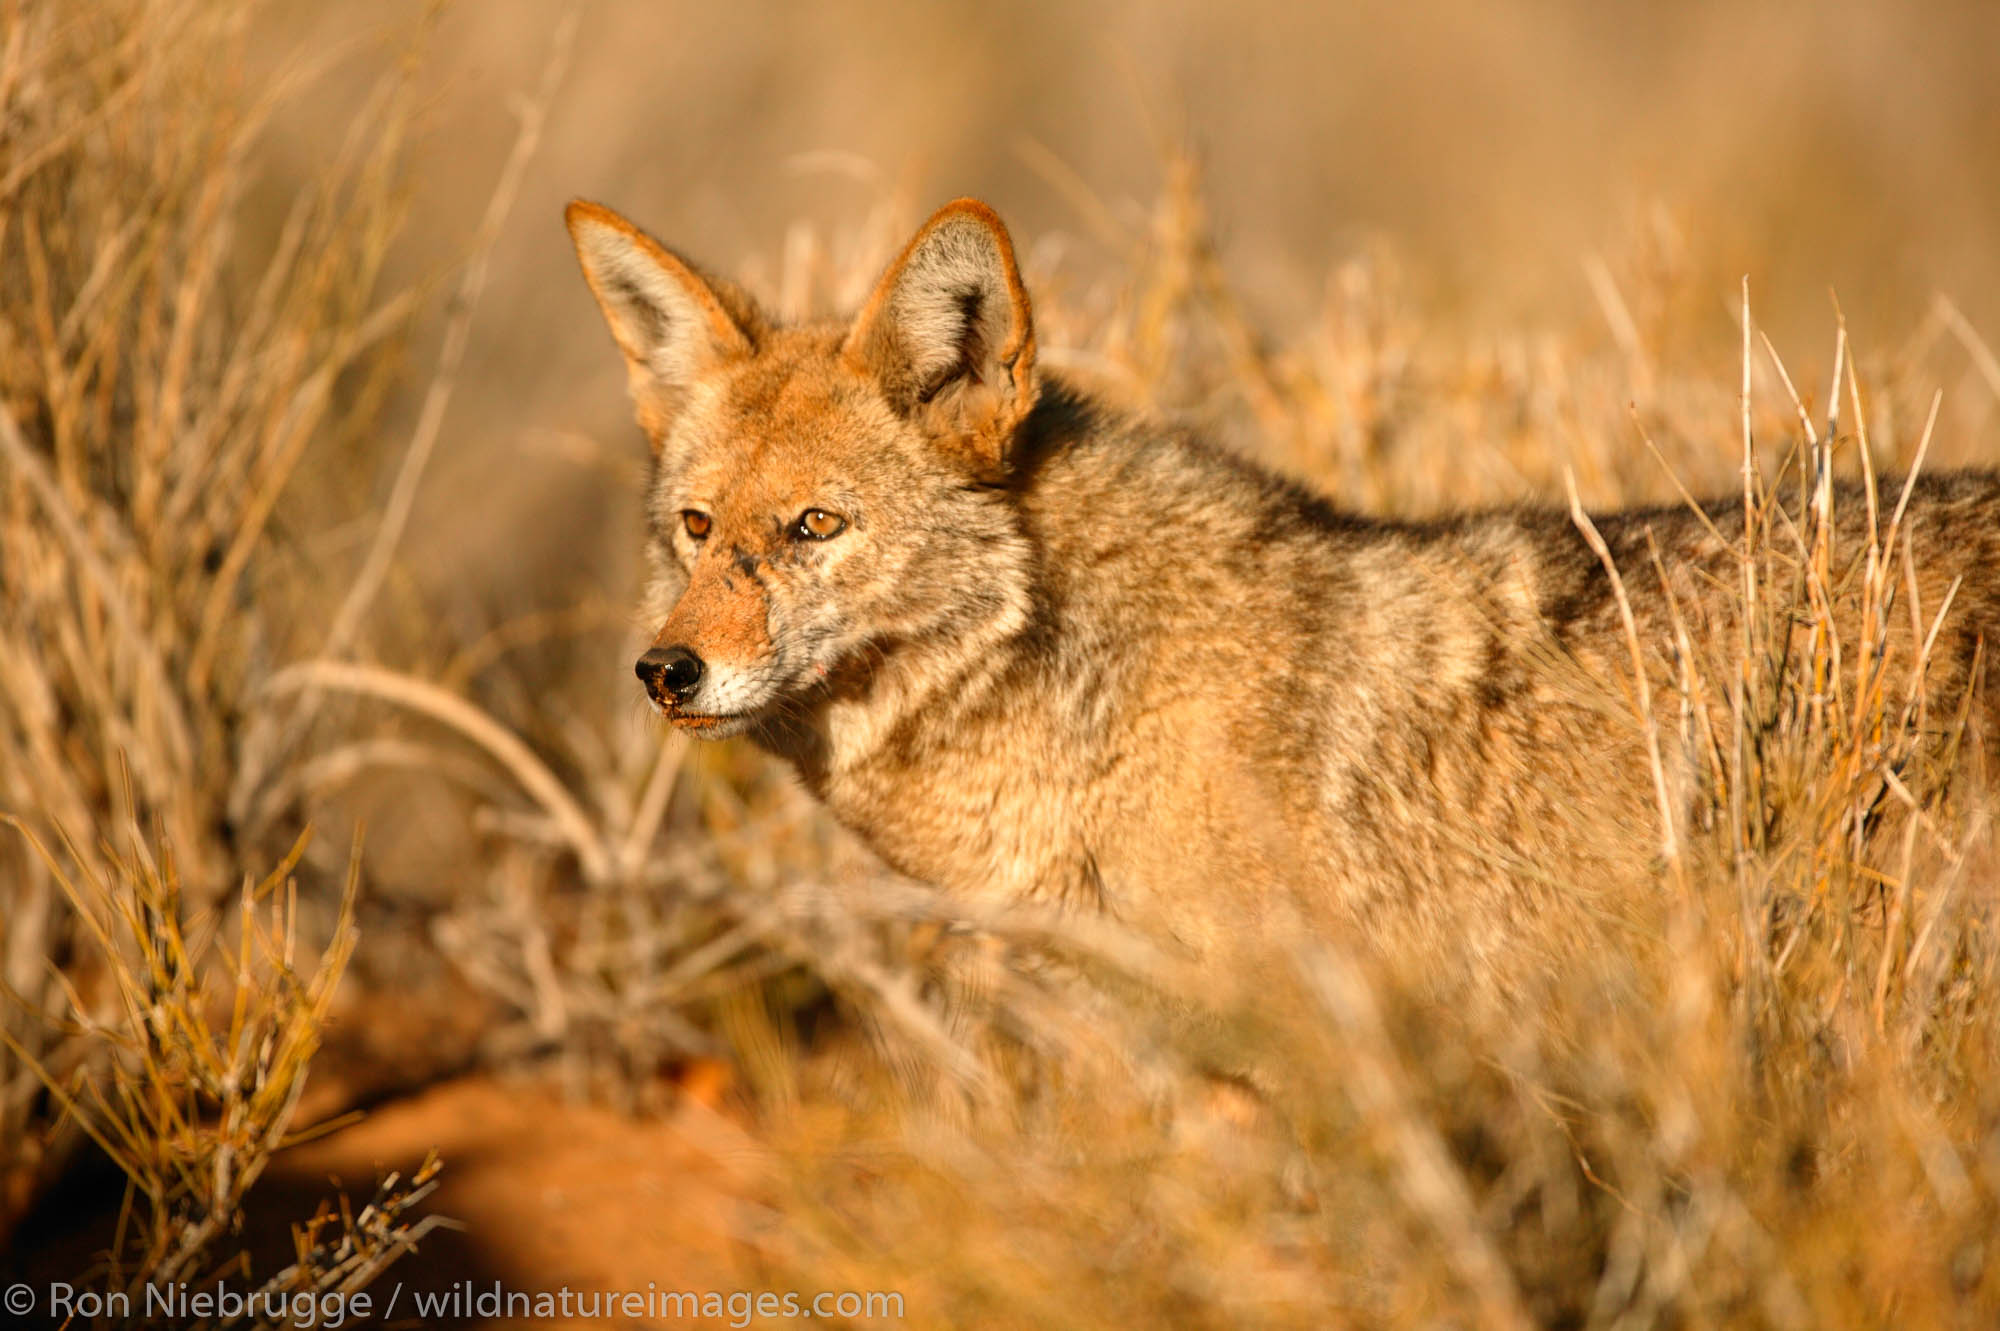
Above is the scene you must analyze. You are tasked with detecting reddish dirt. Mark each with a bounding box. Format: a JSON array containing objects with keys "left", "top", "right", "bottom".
[
  {"left": 265, "top": 1075, "right": 765, "bottom": 1329},
  {"left": 16, "top": 1073, "right": 770, "bottom": 1331}
]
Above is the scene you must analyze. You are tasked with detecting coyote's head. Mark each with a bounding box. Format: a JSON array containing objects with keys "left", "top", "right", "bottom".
[{"left": 567, "top": 198, "right": 1039, "bottom": 739}]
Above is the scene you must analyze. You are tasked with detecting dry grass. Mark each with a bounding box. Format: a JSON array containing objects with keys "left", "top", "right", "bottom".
[
  {"left": 0, "top": 0, "right": 436, "bottom": 1309},
  {"left": 4, "top": 0, "right": 2000, "bottom": 1326},
  {"left": 2, "top": 820, "right": 443, "bottom": 1321}
]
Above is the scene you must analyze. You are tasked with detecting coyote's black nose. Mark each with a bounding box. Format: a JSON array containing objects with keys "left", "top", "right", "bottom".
[{"left": 636, "top": 646, "right": 704, "bottom": 703}]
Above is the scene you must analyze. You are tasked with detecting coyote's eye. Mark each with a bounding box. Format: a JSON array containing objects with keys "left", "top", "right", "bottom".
[
  {"left": 794, "top": 508, "right": 847, "bottom": 541},
  {"left": 682, "top": 510, "right": 711, "bottom": 541}
]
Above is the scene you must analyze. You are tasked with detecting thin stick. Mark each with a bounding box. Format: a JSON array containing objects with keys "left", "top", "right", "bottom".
[
  {"left": 1885, "top": 390, "right": 1942, "bottom": 553},
  {"left": 319, "top": 1, "right": 580, "bottom": 661},
  {"left": 1934, "top": 294, "right": 2000, "bottom": 405},
  {"left": 1739, "top": 277, "right": 1757, "bottom": 531},
  {"left": 619, "top": 732, "right": 689, "bottom": 882},
  {"left": 263, "top": 660, "right": 609, "bottom": 884},
  {"left": 1567, "top": 470, "right": 1682, "bottom": 874}
]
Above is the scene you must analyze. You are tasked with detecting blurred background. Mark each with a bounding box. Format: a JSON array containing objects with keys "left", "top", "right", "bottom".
[
  {"left": 280, "top": 0, "right": 2000, "bottom": 405},
  {"left": 7, "top": 0, "right": 2000, "bottom": 1323},
  {"left": 268, "top": 0, "right": 2000, "bottom": 714}
]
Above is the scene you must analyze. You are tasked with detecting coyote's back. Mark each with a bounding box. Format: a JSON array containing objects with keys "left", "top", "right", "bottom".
[{"left": 566, "top": 195, "right": 2000, "bottom": 988}]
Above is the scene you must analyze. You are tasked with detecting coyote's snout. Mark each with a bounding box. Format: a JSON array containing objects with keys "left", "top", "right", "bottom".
[{"left": 568, "top": 194, "right": 2000, "bottom": 986}]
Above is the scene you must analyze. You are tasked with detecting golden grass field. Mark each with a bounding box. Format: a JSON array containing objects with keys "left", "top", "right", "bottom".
[{"left": 5, "top": 1, "right": 2000, "bottom": 1327}]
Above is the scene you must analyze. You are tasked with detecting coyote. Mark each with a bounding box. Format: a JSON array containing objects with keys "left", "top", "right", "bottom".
[{"left": 567, "top": 196, "right": 2000, "bottom": 982}]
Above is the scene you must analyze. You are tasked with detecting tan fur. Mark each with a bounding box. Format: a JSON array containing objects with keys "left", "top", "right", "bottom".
[{"left": 568, "top": 197, "right": 2000, "bottom": 991}]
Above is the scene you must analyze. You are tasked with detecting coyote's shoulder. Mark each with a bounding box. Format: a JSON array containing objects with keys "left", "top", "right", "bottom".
[{"left": 567, "top": 196, "right": 2000, "bottom": 982}]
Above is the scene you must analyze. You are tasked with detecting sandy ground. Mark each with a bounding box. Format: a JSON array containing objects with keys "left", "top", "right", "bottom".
[
  {"left": 294, "top": 1078, "right": 760, "bottom": 1329},
  {"left": 20, "top": 1073, "right": 771, "bottom": 1331}
]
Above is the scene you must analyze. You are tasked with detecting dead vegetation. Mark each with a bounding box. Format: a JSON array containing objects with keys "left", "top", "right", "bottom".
[
  {"left": 0, "top": 0, "right": 434, "bottom": 1315},
  {"left": 3, "top": 0, "right": 2000, "bottom": 1327}
]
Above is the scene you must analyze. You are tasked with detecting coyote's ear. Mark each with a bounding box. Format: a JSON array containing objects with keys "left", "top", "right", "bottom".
[
  {"left": 565, "top": 200, "right": 754, "bottom": 422},
  {"left": 844, "top": 199, "right": 1037, "bottom": 470}
]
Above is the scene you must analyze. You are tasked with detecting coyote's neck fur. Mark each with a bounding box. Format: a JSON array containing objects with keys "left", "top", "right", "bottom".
[{"left": 569, "top": 196, "right": 2000, "bottom": 985}]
